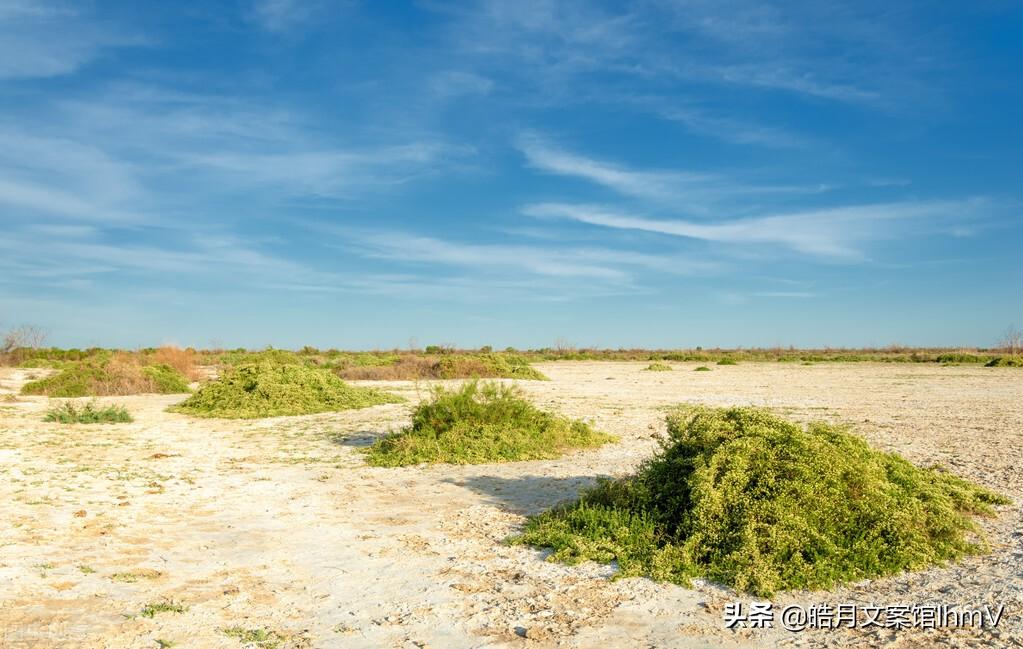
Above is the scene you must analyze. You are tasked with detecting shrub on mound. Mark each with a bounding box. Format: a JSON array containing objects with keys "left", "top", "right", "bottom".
[
  {"left": 512, "top": 405, "right": 1008, "bottom": 596},
  {"left": 365, "top": 380, "right": 615, "bottom": 466},
  {"left": 22, "top": 358, "right": 191, "bottom": 397},
  {"left": 168, "top": 361, "right": 401, "bottom": 418},
  {"left": 644, "top": 362, "right": 672, "bottom": 372}
]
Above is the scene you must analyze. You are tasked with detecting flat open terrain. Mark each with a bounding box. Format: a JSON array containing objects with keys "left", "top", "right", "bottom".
[{"left": 1, "top": 362, "right": 1020, "bottom": 648}]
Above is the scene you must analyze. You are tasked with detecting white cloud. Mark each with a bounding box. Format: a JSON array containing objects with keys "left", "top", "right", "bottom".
[
  {"left": 251, "top": 0, "right": 315, "bottom": 32},
  {"left": 525, "top": 200, "right": 984, "bottom": 260},
  {"left": 517, "top": 134, "right": 713, "bottom": 202},
  {"left": 0, "top": 131, "right": 147, "bottom": 222},
  {"left": 0, "top": 1, "right": 142, "bottom": 79},
  {"left": 517, "top": 135, "right": 830, "bottom": 212},
  {"left": 652, "top": 105, "right": 811, "bottom": 149}
]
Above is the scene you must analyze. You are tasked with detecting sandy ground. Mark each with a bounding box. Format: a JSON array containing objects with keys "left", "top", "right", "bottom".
[{"left": 1, "top": 361, "right": 1021, "bottom": 648}]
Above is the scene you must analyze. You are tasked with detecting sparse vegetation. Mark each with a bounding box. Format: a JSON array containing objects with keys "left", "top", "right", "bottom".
[
  {"left": 44, "top": 401, "right": 132, "bottom": 424},
  {"left": 1000, "top": 325, "right": 1022, "bottom": 356},
  {"left": 139, "top": 600, "right": 187, "bottom": 618},
  {"left": 716, "top": 358, "right": 738, "bottom": 365},
  {"left": 0, "top": 323, "right": 47, "bottom": 365},
  {"left": 644, "top": 362, "right": 672, "bottom": 372},
  {"left": 512, "top": 405, "right": 1008, "bottom": 596},
  {"left": 221, "top": 626, "right": 285, "bottom": 649},
  {"left": 110, "top": 569, "right": 162, "bottom": 583},
  {"left": 365, "top": 380, "right": 615, "bottom": 466},
  {"left": 168, "top": 361, "right": 401, "bottom": 418},
  {"left": 693, "top": 366, "right": 711, "bottom": 372}
]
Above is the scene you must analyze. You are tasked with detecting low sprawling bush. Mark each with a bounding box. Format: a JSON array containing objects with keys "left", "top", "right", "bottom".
[
  {"left": 986, "top": 356, "right": 1023, "bottom": 367},
  {"left": 644, "top": 362, "right": 672, "bottom": 372},
  {"left": 22, "top": 356, "right": 191, "bottom": 397},
  {"left": 168, "top": 361, "right": 401, "bottom": 418},
  {"left": 365, "top": 381, "right": 615, "bottom": 466},
  {"left": 512, "top": 405, "right": 1008, "bottom": 596},
  {"left": 694, "top": 366, "right": 711, "bottom": 372},
  {"left": 44, "top": 401, "right": 132, "bottom": 424}
]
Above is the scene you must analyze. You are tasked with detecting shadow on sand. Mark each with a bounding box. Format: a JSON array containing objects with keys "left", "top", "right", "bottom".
[
  {"left": 444, "top": 473, "right": 610, "bottom": 515},
  {"left": 328, "top": 430, "right": 389, "bottom": 448}
]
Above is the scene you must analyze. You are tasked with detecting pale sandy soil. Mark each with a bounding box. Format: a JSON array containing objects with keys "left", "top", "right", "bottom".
[{"left": 1, "top": 362, "right": 1020, "bottom": 648}]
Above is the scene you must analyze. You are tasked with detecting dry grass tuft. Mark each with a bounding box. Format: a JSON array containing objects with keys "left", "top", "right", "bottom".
[{"left": 150, "top": 346, "right": 201, "bottom": 381}]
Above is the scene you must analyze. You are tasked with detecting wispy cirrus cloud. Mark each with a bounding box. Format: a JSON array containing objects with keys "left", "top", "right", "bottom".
[
  {"left": 516, "top": 133, "right": 712, "bottom": 202},
  {"left": 336, "top": 228, "right": 718, "bottom": 281},
  {"left": 250, "top": 0, "right": 346, "bottom": 33},
  {"left": 439, "top": 0, "right": 938, "bottom": 109},
  {"left": 650, "top": 104, "right": 812, "bottom": 149},
  {"left": 0, "top": 131, "right": 148, "bottom": 223},
  {"left": 0, "top": 1, "right": 143, "bottom": 79},
  {"left": 525, "top": 200, "right": 988, "bottom": 260},
  {"left": 517, "top": 135, "right": 831, "bottom": 213}
]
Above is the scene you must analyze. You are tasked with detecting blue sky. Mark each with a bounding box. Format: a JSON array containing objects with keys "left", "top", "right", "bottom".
[{"left": 1, "top": 1, "right": 1021, "bottom": 349}]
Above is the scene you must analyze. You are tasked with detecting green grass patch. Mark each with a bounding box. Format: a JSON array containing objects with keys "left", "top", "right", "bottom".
[
  {"left": 139, "top": 600, "right": 187, "bottom": 618},
  {"left": 716, "top": 358, "right": 738, "bottom": 365},
  {"left": 511, "top": 405, "right": 1008, "bottom": 596},
  {"left": 693, "top": 366, "right": 711, "bottom": 372},
  {"left": 644, "top": 362, "right": 672, "bottom": 372},
  {"left": 168, "top": 361, "right": 402, "bottom": 418},
  {"left": 365, "top": 380, "right": 615, "bottom": 466},
  {"left": 44, "top": 401, "right": 132, "bottom": 424}
]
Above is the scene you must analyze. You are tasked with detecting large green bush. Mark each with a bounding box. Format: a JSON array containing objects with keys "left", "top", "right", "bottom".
[
  {"left": 168, "top": 361, "right": 401, "bottom": 418},
  {"left": 21, "top": 360, "right": 190, "bottom": 397},
  {"left": 512, "top": 405, "right": 1008, "bottom": 596},
  {"left": 365, "top": 381, "right": 614, "bottom": 466}
]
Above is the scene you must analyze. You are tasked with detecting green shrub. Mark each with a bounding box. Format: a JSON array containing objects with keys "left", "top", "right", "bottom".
[
  {"left": 644, "top": 363, "right": 672, "bottom": 372},
  {"left": 338, "top": 353, "right": 547, "bottom": 381},
  {"left": 716, "top": 358, "right": 738, "bottom": 365},
  {"left": 23, "top": 363, "right": 109, "bottom": 397},
  {"left": 365, "top": 381, "right": 615, "bottom": 466},
  {"left": 44, "top": 401, "right": 132, "bottom": 424},
  {"left": 512, "top": 405, "right": 1008, "bottom": 596},
  {"left": 986, "top": 356, "right": 1023, "bottom": 367},
  {"left": 21, "top": 358, "right": 190, "bottom": 397},
  {"left": 936, "top": 353, "right": 988, "bottom": 364},
  {"left": 693, "top": 366, "right": 711, "bottom": 372},
  {"left": 142, "top": 364, "right": 191, "bottom": 393},
  {"left": 168, "top": 361, "right": 401, "bottom": 418}
]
